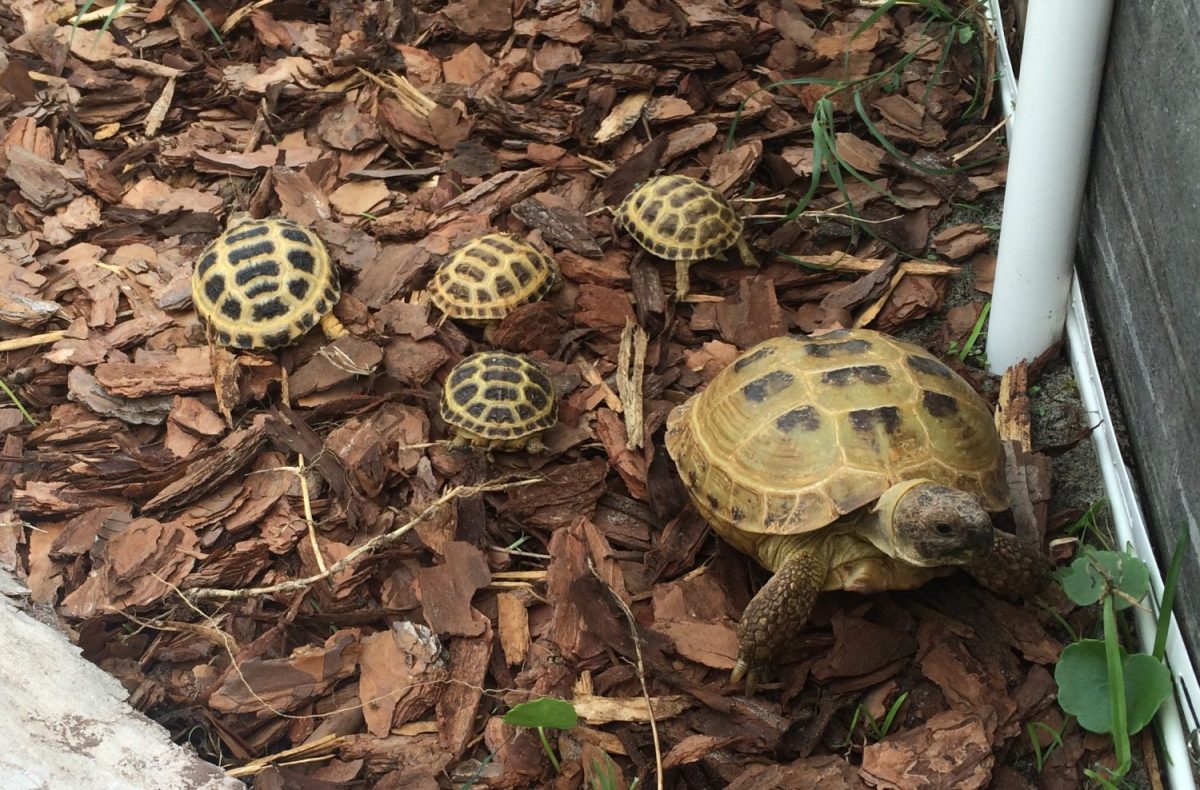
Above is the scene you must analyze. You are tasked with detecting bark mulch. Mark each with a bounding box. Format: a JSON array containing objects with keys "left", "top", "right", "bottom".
[{"left": 0, "top": 0, "right": 1122, "bottom": 787}]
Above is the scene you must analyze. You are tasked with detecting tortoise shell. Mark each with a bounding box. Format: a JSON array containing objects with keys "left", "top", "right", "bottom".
[
  {"left": 664, "top": 329, "right": 1008, "bottom": 554},
  {"left": 614, "top": 174, "right": 743, "bottom": 261},
  {"left": 191, "top": 217, "right": 340, "bottom": 350},
  {"left": 440, "top": 351, "right": 558, "bottom": 450},
  {"left": 429, "top": 233, "right": 558, "bottom": 321}
]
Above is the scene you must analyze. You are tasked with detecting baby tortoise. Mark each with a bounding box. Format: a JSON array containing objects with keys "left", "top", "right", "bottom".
[
  {"left": 613, "top": 173, "right": 758, "bottom": 297},
  {"left": 191, "top": 216, "right": 345, "bottom": 350},
  {"left": 440, "top": 351, "right": 558, "bottom": 453},
  {"left": 428, "top": 233, "right": 558, "bottom": 331}
]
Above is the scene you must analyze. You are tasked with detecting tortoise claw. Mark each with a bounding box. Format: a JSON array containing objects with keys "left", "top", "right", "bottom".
[{"left": 730, "top": 657, "right": 771, "bottom": 695}]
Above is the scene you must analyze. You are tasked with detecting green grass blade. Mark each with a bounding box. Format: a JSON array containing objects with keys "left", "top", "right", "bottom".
[
  {"left": 778, "top": 102, "right": 833, "bottom": 222},
  {"left": 69, "top": 0, "right": 98, "bottom": 48},
  {"left": 1103, "top": 595, "right": 1131, "bottom": 776},
  {"left": 1153, "top": 521, "right": 1191, "bottom": 661},
  {"left": 852, "top": 0, "right": 897, "bottom": 40},
  {"left": 957, "top": 301, "right": 990, "bottom": 362},
  {"left": 0, "top": 377, "right": 38, "bottom": 425},
  {"left": 183, "top": 0, "right": 232, "bottom": 53}
]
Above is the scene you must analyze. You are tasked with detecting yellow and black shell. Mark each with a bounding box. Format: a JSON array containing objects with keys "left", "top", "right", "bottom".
[
  {"left": 440, "top": 351, "right": 557, "bottom": 452},
  {"left": 429, "top": 233, "right": 558, "bottom": 322},
  {"left": 614, "top": 174, "right": 744, "bottom": 261},
  {"left": 664, "top": 328, "right": 1008, "bottom": 557},
  {"left": 191, "top": 217, "right": 341, "bottom": 350}
]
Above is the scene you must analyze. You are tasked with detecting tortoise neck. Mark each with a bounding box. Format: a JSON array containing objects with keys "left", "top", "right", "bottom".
[{"left": 860, "top": 479, "right": 933, "bottom": 555}]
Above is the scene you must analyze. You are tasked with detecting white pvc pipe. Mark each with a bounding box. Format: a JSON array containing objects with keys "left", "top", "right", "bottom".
[{"left": 985, "top": 0, "right": 1114, "bottom": 373}]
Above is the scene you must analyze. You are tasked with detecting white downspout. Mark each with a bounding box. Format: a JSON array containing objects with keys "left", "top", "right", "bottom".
[
  {"left": 982, "top": 2, "right": 1200, "bottom": 787},
  {"left": 984, "top": 0, "right": 1113, "bottom": 373}
]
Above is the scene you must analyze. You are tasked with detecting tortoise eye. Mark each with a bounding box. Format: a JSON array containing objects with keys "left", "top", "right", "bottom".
[{"left": 933, "top": 522, "right": 954, "bottom": 535}]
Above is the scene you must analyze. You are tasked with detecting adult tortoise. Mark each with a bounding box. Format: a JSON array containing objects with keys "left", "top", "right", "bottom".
[
  {"left": 663, "top": 328, "right": 1052, "bottom": 691},
  {"left": 191, "top": 216, "right": 345, "bottom": 350}
]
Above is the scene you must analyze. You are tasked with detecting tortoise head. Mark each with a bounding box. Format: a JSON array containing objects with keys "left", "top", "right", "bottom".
[{"left": 875, "top": 480, "right": 994, "bottom": 567}]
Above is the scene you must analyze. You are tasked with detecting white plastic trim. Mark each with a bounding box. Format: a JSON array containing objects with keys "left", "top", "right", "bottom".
[
  {"left": 1066, "top": 281, "right": 1200, "bottom": 788},
  {"left": 983, "top": 1, "right": 1200, "bottom": 787}
]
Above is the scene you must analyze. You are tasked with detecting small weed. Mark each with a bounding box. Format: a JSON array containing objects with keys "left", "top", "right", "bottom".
[
  {"left": 863, "top": 691, "right": 909, "bottom": 740},
  {"left": 842, "top": 691, "right": 910, "bottom": 747},
  {"left": 502, "top": 697, "right": 579, "bottom": 774},
  {"left": 726, "top": 0, "right": 997, "bottom": 257},
  {"left": 0, "top": 377, "right": 38, "bottom": 425},
  {"left": 1066, "top": 498, "right": 1113, "bottom": 550},
  {"left": 1053, "top": 522, "right": 1190, "bottom": 783},
  {"left": 589, "top": 752, "right": 638, "bottom": 790},
  {"left": 1025, "top": 719, "right": 1067, "bottom": 772},
  {"left": 947, "top": 302, "right": 991, "bottom": 366}
]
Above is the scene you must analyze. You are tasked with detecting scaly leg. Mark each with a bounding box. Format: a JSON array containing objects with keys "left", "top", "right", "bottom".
[
  {"left": 674, "top": 259, "right": 693, "bottom": 299},
  {"left": 318, "top": 312, "right": 348, "bottom": 340},
  {"left": 734, "top": 235, "right": 759, "bottom": 268},
  {"left": 732, "top": 547, "right": 827, "bottom": 694},
  {"left": 966, "top": 530, "right": 1053, "bottom": 598}
]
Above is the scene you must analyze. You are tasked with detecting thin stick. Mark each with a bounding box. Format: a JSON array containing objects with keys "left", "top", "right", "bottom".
[
  {"left": 588, "top": 559, "right": 663, "bottom": 790},
  {"left": 296, "top": 454, "right": 327, "bottom": 575},
  {"left": 186, "top": 477, "right": 539, "bottom": 601},
  {"left": 0, "top": 330, "right": 67, "bottom": 353},
  {"left": 952, "top": 116, "right": 1010, "bottom": 163},
  {"left": 616, "top": 319, "right": 648, "bottom": 451}
]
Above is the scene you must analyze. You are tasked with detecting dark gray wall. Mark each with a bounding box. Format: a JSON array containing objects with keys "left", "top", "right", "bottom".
[{"left": 1077, "top": 1, "right": 1200, "bottom": 657}]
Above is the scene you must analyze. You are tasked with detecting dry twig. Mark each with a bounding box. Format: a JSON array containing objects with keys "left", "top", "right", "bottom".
[
  {"left": 588, "top": 559, "right": 664, "bottom": 790},
  {"left": 616, "top": 319, "right": 648, "bottom": 450},
  {"left": 185, "top": 476, "right": 540, "bottom": 601}
]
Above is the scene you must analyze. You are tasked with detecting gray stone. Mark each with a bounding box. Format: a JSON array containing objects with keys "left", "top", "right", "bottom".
[{"left": 0, "top": 571, "right": 242, "bottom": 790}]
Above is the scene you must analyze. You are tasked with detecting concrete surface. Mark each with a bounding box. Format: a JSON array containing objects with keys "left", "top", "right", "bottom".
[{"left": 0, "top": 571, "right": 242, "bottom": 790}]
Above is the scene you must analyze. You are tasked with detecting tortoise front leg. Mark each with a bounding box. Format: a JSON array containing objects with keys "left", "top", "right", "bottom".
[
  {"left": 966, "top": 530, "right": 1053, "bottom": 598},
  {"left": 732, "top": 542, "right": 828, "bottom": 694}
]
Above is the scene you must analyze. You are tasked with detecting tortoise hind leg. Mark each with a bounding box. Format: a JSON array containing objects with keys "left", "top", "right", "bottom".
[
  {"left": 318, "top": 312, "right": 348, "bottom": 340},
  {"left": 732, "top": 542, "right": 828, "bottom": 694},
  {"left": 966, "top": 530, "right": 1053, "bottom": 598},
  {"left": 674, "top": 259, "right": 694, "bottom": 298},
  {"left": 734, "top": 235, "right": 759, "bottom": 268}
]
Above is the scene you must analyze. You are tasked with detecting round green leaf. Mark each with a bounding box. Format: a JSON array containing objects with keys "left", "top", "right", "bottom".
[
  {"left": 1055, "top": 640, "right": 1173, "bottom": 735},
  {"left": 1058, "top": 550, "right": 1150, "bottom": 609},
  {"left": 1058, "top": 556, "right": 1105, "bottom": 606},
  {"left": 1121, "top": 653, "right": 1174, "bottom": 733},
  {"left": 1109, "top": 552, "right": 1150, "bottom": 610},
  {"left": 503, "top": 697, "right": 579, "bottom": 730}
]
